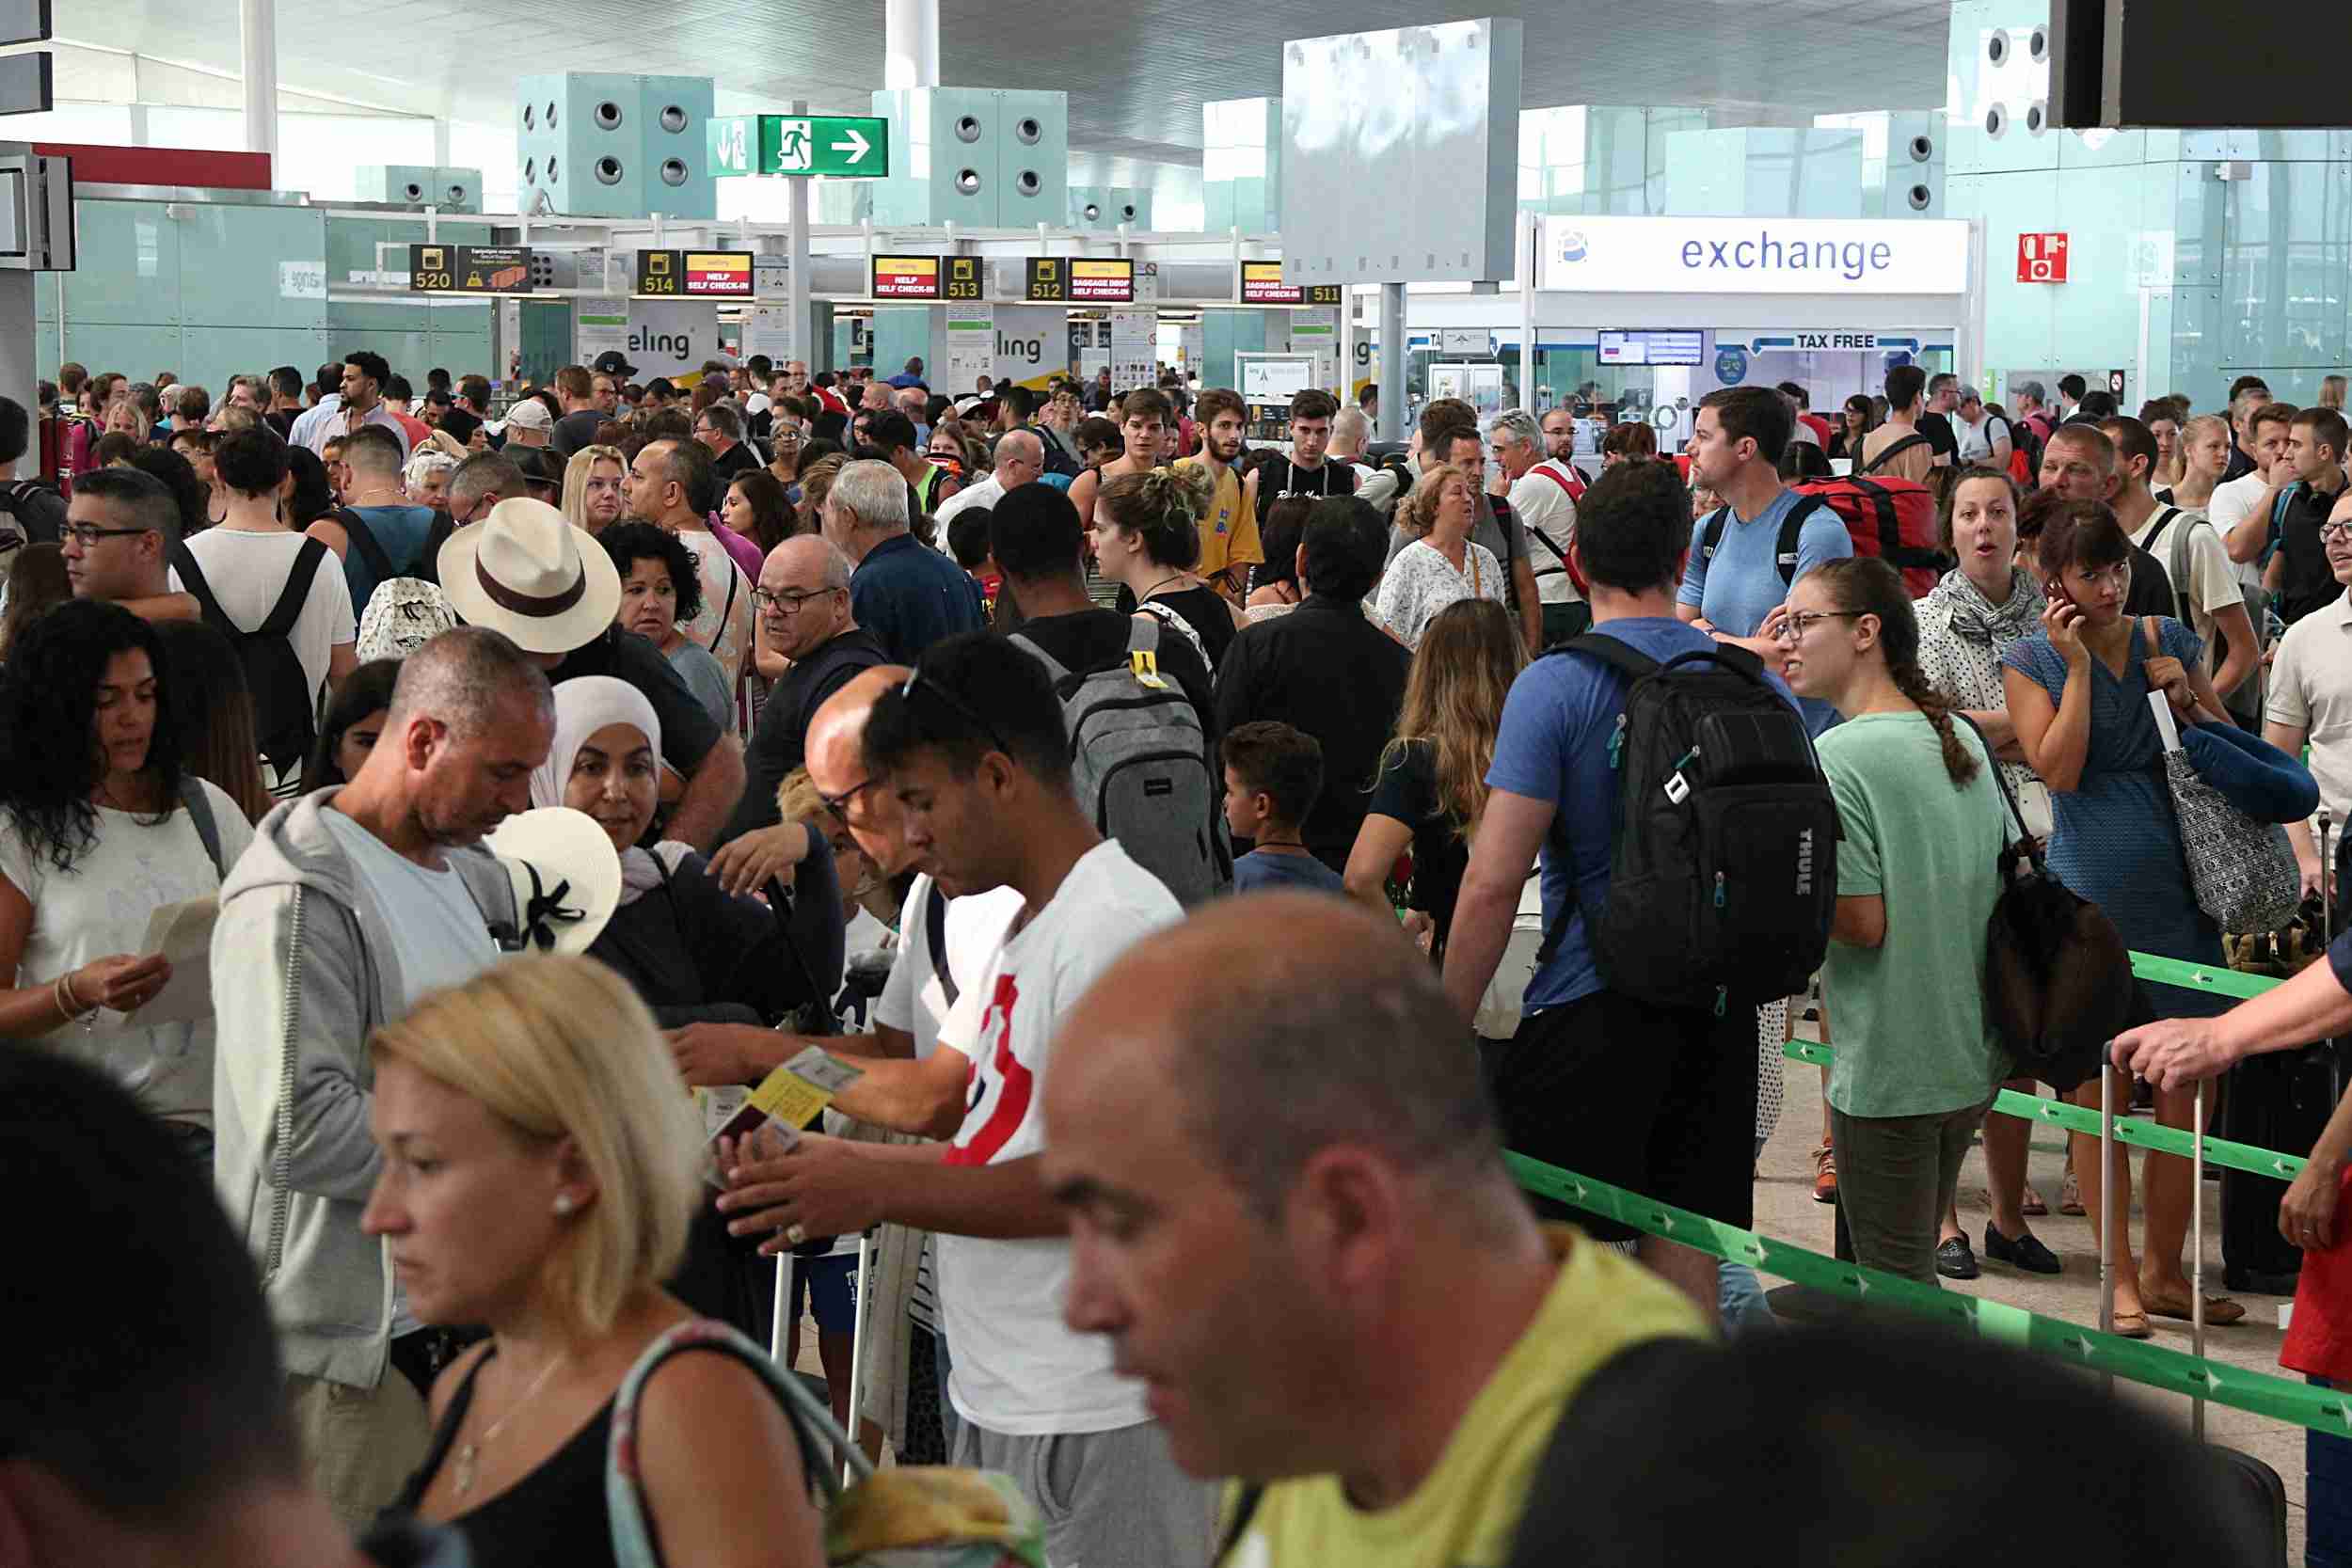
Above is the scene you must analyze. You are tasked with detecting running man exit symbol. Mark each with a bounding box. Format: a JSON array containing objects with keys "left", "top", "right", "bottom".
[{"left": 775, "top": 119, "right": 812, "bottom": 172}]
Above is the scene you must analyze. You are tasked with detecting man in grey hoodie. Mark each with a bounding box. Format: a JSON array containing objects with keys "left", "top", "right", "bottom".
[{"left": 213, "top": 626, "right": 552, "bottom": 1528}]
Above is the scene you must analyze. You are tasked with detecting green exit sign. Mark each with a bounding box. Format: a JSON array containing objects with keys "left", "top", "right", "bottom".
[{"left": 707, "top": 114, "right": 891, "bottom": 180}]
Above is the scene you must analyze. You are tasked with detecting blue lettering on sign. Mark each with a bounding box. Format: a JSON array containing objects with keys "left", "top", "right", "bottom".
[{"left": 1677, "top": 230, "right": 1896, "bottom": 284}]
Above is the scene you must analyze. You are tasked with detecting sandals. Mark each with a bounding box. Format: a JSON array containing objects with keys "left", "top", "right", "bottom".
[
  {"left": 2059, "top": 1168, "right": 2085, "bottom": 1216},
  {"left": 2021, "top": 1183, "right": 2048, "bottom": 1217},
  {"left": 2141, "top": 1286, "right": 2246, "bottom": 1326},
  {"left": 2110, "top": 1309, "right": 2153, "bottom": 1339}
]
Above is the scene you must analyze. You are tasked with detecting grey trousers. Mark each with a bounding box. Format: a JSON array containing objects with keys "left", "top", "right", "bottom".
[
  {"left": 949, "top": 1415, "right": 1219, "bottom": 1568},
  {"left": 1829, "top": 1099, "right": 1994, "bottom": 1284}
]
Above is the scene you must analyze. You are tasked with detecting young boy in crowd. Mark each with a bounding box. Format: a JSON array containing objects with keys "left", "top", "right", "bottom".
[
  {"left": 1223, "top": 721, "right": 1344, "bottom": 894},
  {"left": 947, "top": 507, "right": 1000, "bottom": 621}
]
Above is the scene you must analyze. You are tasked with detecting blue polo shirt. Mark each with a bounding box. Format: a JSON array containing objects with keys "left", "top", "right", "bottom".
[
  {"left": 1677, "top": 485, "right": 1851, "bottom": 736},
  {"left": 849, "top": 531, "right": 987, "bottom": 664}
]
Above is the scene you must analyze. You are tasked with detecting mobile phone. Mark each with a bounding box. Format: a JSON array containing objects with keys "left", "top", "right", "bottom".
[{"left": 2043, "top": 577, "right": 2074, "bottom": 607}]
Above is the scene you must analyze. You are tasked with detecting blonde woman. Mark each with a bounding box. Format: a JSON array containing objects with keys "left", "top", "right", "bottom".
[
  {"left": 2159, "top": 414, "right": 2232, "bottom": 512},
  {"left": 1377, "top": 462, "right": 1504, "bottom": 647},
  {"left": 370, "top": 957, "right": 824, "bottom": 1567},
  {"left": 562, "top": 443, "right": 628, "bottom": 537},
  {"left": 1343, "top": 597, "right": 1523, "bottom": 959},
  {"left": 1092, "top": 466, "right": 1247, "bottom": 668}
]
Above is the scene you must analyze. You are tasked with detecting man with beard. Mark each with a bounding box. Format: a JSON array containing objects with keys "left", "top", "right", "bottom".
[{"left": 1172, "top": 387, "right": 1265, "bottom": 601}]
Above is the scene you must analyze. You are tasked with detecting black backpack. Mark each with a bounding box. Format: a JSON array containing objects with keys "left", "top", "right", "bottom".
[
  {"left": 1538, "top": 632, "right": 1837, "bottom": 1016},
  {"left": 0, "top": 478, "right": 64, "bottom": 547},
  {"left": 169, "top": 537, "right": 330, "bottom": 779}
]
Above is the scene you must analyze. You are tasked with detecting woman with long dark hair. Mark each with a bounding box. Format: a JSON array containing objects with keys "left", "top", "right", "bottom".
[
  {"left": 303, "top": 657, "right": 402, "bottom": 795},
  {"left": 1343, "top": 597, "right": 1524, "bottom": 959},
  {"left": 0, "top": 543, "right": 69, "bottom": 661},
  {"left": 722, "top": 468, "right": 798, "bottom": 558},
  {"left": 150, "top": 620, "right": 271, "bottom": 826},
  {"left": 1827, "top": 393, "right": 1875, "bottom": 463},
  {"left": 0, "top": 600, "right": 256, "bottom": 1148},
  {"left": 1780, "top": 557, "right": 2010, "bottom": 1283},
  {"left": 2003, "top": 499, "right": 2237, "bottom": 1335}
]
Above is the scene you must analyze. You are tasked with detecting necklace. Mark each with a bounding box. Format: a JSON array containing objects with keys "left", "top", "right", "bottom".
[
  {"left": 1140, "top": 573, "right": 1186, "bottom": 601},
  {"left": 451, "top": 1347, "right": 570, "bottom": 1497}
]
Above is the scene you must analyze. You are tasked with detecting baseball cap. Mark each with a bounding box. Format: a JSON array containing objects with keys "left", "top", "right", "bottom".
[
  {"left": 591, "top": 350, "right": 638, "bottom": 378},
  {"left": 500, "top": 398, "right": 553, "bottom": 432}
]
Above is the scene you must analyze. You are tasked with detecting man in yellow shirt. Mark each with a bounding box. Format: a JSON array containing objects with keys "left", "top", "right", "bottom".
[
  {"left": 1041, "top": 894, "right": 1708, "bottom": 1568},
  {"left": 1174, "top": 387, "right": 1265, "bottom": 602}
]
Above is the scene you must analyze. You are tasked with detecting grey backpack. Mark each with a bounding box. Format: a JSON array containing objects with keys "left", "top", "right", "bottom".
[{"left": 1011, "top": 614, "right": 1232, "bottom": 907}]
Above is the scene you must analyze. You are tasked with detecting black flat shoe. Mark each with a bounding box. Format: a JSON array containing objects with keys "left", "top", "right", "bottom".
[
  {"left": 1982, "top": 1223, "right": 2062, "bottom": 1275},
  {"left": 1935, "top": 1234, "right": 1979, "bottom": 1279}
]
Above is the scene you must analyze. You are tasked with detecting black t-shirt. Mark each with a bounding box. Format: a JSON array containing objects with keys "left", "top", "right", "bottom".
[
  {"left": 552, "top": 409, "right": 603, "bottom": 457},
  {"left": 1262, "top": 458, "right": 1359, "bottom": 500},
  {"left": 1919, "top": 411, "right": 1961, "bottom": 462},
  {"left": 1366, "top": 738, "right": 1468, "bottom": 955},
  {"left": 2120, "top": 543, "right": 2176, "bottom": 620},
  {"left": 265, "top": 408, "right": 300, "bottom": 440},
  {"left": 710, "top": 442, "right": 761, "bottom": 483},
  {"left": 439, "top": 406, "right": 483, "bottom": 448},
  {"left": 552, "top": 626, "right": 724, "bottom": 783},
  {"left": 2278, "top": 480, "right": 2348, "bottom": 626},
  {"left": 1009, "top": 608, "right": 1216, "bottom": 752},
  {"left": 726, "top": 626, "right": 890, "bottom": 842},
  {"left": 1142, "top": 585, "right": 1239, "bottom": 671}
]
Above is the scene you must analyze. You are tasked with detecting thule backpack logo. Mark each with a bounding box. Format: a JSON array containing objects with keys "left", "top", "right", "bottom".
[{"left": 1795, "top": 829, "right": 1815, "bottom": 896}]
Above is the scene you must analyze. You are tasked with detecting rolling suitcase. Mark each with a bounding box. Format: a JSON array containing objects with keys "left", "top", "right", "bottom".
[{"left": 2101, "top": 1077, "right": 2290, "bottom": 1566}]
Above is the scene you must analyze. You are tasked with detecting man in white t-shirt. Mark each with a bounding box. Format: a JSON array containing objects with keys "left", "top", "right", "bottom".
[
  {"left": 2266, "top": 490, "right": 2352, "bottom": 899},
  {"left": 720, "top": 632, "right": 1214, "bottom": 1568},
  {"left": 1955, "top": 387, "right": 2014, "bottom": 466},
  {"left": 2102, "top": 414, "right": 2257, "bottom": 698},
  {"left": 1491, "top": 408, "right": 1582, "bottom": 627},
  {"left": 210, "top": 628, "right": 549, "bottom": 1529}
]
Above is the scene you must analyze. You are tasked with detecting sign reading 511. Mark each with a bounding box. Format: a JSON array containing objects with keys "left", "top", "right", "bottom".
[{"left": 707, "top": 114, "right": 891, "bottom": 181}]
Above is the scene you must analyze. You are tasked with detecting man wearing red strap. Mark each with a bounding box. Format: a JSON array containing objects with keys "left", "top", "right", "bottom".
[{"left": 1494, "top": 408, "right": 1585, "bottom": 642}]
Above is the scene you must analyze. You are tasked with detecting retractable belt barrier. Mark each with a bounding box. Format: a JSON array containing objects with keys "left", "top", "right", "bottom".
[
  {"left": 1782, "top": 952, "right": 2312, "bottom": 1184},
  {"left": 1505, "top": 1151, "right": 2352, "bottom": 1437}
]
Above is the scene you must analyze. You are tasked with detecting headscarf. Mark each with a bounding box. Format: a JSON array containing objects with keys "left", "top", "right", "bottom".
[{"left": 533, "top": 676, "right": 680, "bottom": 905}]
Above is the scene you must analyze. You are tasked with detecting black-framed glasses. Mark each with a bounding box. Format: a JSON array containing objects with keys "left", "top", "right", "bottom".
[
  {"left": 1776, "top": 610, "right": 1867, "bottom": 642},
  {"left": 818, "top": 775, "right": 882, "bottom": 826},
  {"left": 2320, "top": 520, "right": 2352, "bottom": 543},
  {"left": 901, "top": 667, "right": 1012, "bottom": 759},
  {"left": 64, "top": 523, "right": 151, "bottom": 548},
  {"left": 753, "top": 585, "right": 845, "bottom": 615}
]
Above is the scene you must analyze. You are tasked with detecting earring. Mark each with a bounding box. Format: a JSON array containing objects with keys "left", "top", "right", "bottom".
[{"left": 552, "top": 1194, "right": 576, "bottom": 1216}]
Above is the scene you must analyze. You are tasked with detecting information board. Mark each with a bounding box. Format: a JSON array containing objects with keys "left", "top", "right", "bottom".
[
  {"left": 1306, "top": 284, "right": 1343, "bottom": 305},
  {"left": 1241, "top": 261, "right": 1302, "bottom": 305},
  {"left": 410, "top": 244, "right": 534, "bottom": 294},
  {"left": 1067, "top": 258, "right": 1135, "bottom": 303},
  {"left": 1597, "top": 329, "right": 1704, "bottom": 367},
  {"left": 634, "top": 249, "right": 755, "bottom": 299},
  {"left": 872, "top": 255, "right": 941, "bottom": 300}
]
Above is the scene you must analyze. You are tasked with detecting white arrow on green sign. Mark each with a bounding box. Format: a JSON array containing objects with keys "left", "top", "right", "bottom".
[{"left": 707, "top": 114, "right": 891, "bottom": 180}]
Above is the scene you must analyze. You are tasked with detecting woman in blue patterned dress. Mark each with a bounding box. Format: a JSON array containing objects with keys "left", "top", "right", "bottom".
[{"left": 2003, "top": 499, "right": 2241, "bottom": 1336}]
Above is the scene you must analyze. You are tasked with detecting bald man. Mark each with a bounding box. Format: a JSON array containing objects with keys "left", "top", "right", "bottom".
[
  {"left": 718, "top": 629, "right": 1215, "bottom": 1568},
  {"left": 715, "top": 534, "right": 889, "bottom": 868},
  {"left": 1037, "top": 894, "right": 1706, "bottom": 1567},
  {"left": 933, "top": 427, "right": 1043, "bottom": 536}
]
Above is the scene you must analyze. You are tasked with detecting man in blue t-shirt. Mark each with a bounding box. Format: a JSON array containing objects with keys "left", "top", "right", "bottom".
[
  {"left": 1676, "top": 385, "right": 1851, "bottom": 736},
  {"left": 1446, "top": 457, "right": 1795, "bottom": 1326},
  {"left": 306, "top": 424, "right": 436, "bottom": 623}
]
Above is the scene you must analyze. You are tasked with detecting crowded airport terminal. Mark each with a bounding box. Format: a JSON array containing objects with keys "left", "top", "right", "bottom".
[{"left": 5, "top": 1, "right": 2352, "bottom": 1563}]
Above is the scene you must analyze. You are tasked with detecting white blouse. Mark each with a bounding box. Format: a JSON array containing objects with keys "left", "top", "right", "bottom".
[{"left": 1376, "top": 536, "right": 1504, "bottom": 648}]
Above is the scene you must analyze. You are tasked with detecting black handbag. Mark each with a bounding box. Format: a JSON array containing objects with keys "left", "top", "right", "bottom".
[{"left": 1960, "top": 717, "right": 2137, "bottom": 1090}]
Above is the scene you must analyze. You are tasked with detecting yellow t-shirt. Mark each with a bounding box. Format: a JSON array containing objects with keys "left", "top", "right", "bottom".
[
  {"left": 1174, "top": 458, "right": 1263, "bottom": 587},
  {"left": 1225, "top": 1225, "right": 1707, "bottom": 1568}
]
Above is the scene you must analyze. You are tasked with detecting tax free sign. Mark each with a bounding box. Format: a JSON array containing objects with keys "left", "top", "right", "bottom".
[{"left": 1537, "top": 215, "right": 1970, "bottom": 295}]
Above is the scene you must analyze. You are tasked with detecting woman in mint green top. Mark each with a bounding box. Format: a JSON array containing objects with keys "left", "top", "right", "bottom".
[{"left": 1781, "top": 557, "right": 2011, "bottom": 1285}]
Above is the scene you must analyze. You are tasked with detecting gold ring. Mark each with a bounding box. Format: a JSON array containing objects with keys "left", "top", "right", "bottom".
[{"left": 785, "top": 1224, "right": 806, "bottom": 1245}]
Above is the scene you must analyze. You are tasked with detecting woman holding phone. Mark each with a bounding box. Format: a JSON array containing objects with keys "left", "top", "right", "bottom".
[{"left": 2002, "top": 499, "right": 2237, "bottom": 1336}]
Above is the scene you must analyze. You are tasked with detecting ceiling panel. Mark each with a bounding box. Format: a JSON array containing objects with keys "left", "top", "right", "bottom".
[{"left": 62, "top": 0, "right": 1949, "bottom": 159}]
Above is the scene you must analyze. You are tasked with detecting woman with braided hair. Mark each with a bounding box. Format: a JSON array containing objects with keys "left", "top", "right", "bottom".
[{"left": 1777, "top": 556, "right": 2014, "bottom": 1285}]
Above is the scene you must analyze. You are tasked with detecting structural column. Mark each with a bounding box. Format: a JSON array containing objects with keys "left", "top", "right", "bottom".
[
  {"left": 787, "top": 100, "right": 815, "bottom": 374},
  {"left": 883, "top": 0, "right": 938, "bottom": 90},
  {"left": 239, "top": 0, "right": 278, "bottom": 172},
  {"left": 1378, "top": 282, "right": 1406, "bottom": 443}
]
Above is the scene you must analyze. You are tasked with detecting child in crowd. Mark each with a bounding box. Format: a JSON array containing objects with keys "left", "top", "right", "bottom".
[
  {"left": 947, "top": 507, "right": 999, "bottom": 621},
  {"left": 1222, "top": 720, "right": 1343, "bottom": 895}
]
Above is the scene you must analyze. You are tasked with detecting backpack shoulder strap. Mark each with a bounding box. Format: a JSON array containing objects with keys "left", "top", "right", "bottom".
[
  {"left": 1560, "top": 630, "right": 1664, "bottom": 682},
  {"left": 604, "top": 1319, "right": 859, "bottom": 1568},
  {"left": 1216, "top": 1485, "right": 1270, "bottom": 1566},
  {"left": 1857, "top": 432, "right": 1931, "bottom": 474},
  {"left": 259, "top": 537, "right": 331, "bottom": 641},
  {"left": 338, "top": 507, "right": 396, "bottom": 584},
  {"left": 708, "top": 558, "right": 742, "bottom": 651},
  {"left": 1772, "top": 492, "right": 1833, "bottom": 586},
  {"left": 923, "top": 879, "right": 956, "bottom": 1008},
  {"left": 1534, "top": 461, "right": 1581, "bottom": 497},
  {"left": 175, "top": 776, "right": 227, "bottom": 879},
  {"left": 168, "top": 542, "right": 230, "bottom": 633},
  {"left": 1698, "top": 504, "right": 1733, "bottom": 560},
  {"left": 1008, "top": 631, "right": 1073, "bottom": 685}
]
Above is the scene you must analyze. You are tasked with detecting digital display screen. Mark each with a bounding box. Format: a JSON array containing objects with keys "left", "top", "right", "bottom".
[
  {"left": 872, "top": 255, "right": 941, "bottom": 300},
  {"left": 1597, "top": 329, "right": 1704, "bottom": 366}
]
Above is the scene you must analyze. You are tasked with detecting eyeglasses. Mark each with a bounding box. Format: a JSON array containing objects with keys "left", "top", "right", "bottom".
[
  {"left": 818, "top": 775, "right": 882, "bottom": 826},
  {"left": 1775, "top": 610, "right": 1867, "bottom": 642},
  {"left": 64, "top": 523, "right": 151, "bottom": 548},
  {"left": 2321, "top": 521, "right": 2352, "bottom": 543},
  {"left": 901, "top": 666, "right": 1013, "bottom": 759},
  {"left": 752, "top": 585, "right": 844, "bottom": 615}
]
